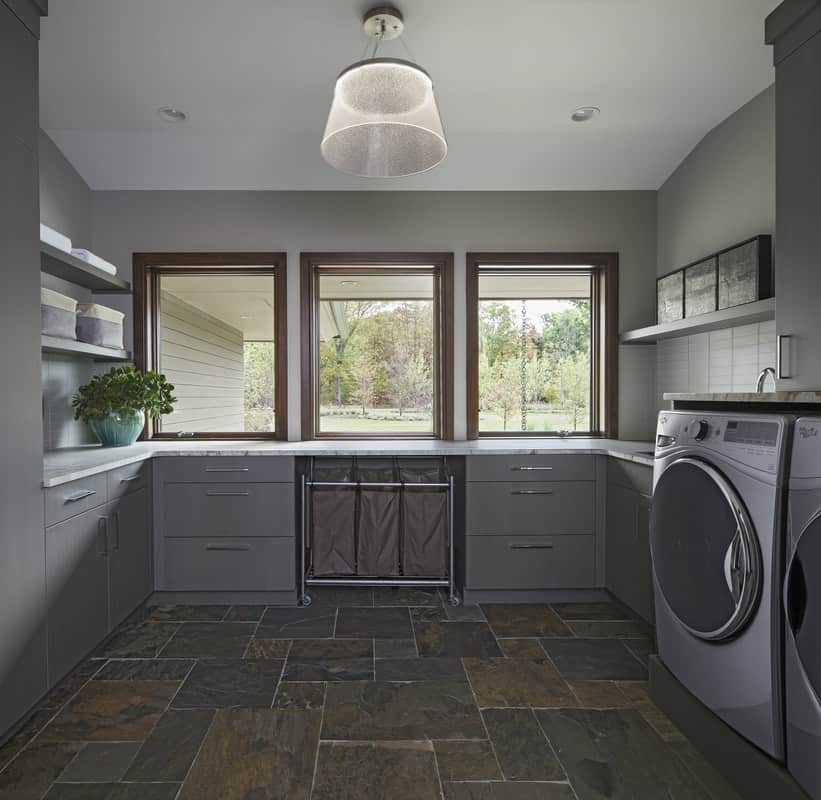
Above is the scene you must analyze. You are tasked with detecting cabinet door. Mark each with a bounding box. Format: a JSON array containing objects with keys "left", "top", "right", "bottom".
[
  {"left": 46, "top": 511, "right": 109, "bottom": 684},
  {"left": 635, "top": 496, "right": 654, "bottom": 623},
  {"left": 107, "top": 489, "right": 151, "bottom": 629}
]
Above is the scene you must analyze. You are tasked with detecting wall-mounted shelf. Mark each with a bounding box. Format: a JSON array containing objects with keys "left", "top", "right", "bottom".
[
  {"left": 41, "top": 336, "right": 132, "bottom": 363},
  {"left": 620, "top": 298, "right": 775, "bottom": 344},
  {"left": 40, "top": 243, "right": 131, "bottom": 294}
]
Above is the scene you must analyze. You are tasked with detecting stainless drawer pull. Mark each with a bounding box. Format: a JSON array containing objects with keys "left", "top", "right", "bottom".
[
  {"left": 205, "top": 544, "right": 251, "bottom": 551},
  {"left": 97, "top": 516, "right": 108, "bottom": 556},
  {"left": 511, "top": 490, "right": 554, "bottom": 496},
  {"left": 510, "top": 543, "right": 554, "bottom": 550},
  {"left": 64, "top": 489, "right": 96, "bottom": 503},
  {"left": 120, "top": 475, "right": 142, "bottom": 483},
  {"left": 205, "top": 491, "right": 250, "bottom": 497},
  {"left": 511, "top": 466, "right": 553, "bottom": 471},
  {"left": 112, "top": 512, "right": 121, "bottom": 551},
  {"left": 205, "top": 467, "right": 250, "bottom": 473}
]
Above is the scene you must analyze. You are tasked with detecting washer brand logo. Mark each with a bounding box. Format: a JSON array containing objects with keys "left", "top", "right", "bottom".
[{"left": 799, "top": 426, "right": 819, "bottom": 439}]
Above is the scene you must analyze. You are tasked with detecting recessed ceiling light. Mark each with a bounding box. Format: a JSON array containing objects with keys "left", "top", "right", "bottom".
[
  {"left": 571, "top": 106, "right": 600, "bottom": 123},
  {"left": 340, "top": 280, "right": 359, "bottom": 286},
  {"left": 157, "top": 106, "right": 187, "bottom": 123}
]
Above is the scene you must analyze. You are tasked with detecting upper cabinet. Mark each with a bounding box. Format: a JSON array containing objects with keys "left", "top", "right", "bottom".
[{"left": 767, "top": 1, "right": 821, "bottom": 388}]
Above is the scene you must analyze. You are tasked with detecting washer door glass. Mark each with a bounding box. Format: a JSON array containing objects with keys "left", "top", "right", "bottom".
[
  {"left": 650, "top": 458, "right": 761, "bottom": 640},
  {"left": 787, "top": 516, "right": 821, "bottom": 700}
]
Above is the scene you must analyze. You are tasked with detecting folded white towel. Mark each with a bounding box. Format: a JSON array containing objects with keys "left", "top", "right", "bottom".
[
  {"left": 40, "top": 223, "right": 72, "bottom": 254},
  {"left": 71, "top": 249, "right": 117, "bottom": 276}
]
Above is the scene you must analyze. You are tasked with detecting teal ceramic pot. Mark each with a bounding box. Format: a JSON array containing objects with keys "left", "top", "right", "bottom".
[{"left": 89, "top": 410, "right": 145, "bottom": 447}]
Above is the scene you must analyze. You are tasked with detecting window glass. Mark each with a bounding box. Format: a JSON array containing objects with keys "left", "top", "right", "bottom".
[
  {"left": 158, "top": 273, "right": 276, "bottom": 434},
  {"left": 317, "top": 272, "right": 435, "bottom": 435},
  {"left": 477, "top": 271, "right": 592, "bottom": 433}
]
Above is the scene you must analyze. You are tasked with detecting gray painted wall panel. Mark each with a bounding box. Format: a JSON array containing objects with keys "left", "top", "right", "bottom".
[
  {"left": 0, "top": 3, "right": 47, "bottom": 735},
  {"left": 89, "top": 190, "right": 658, "bottom": 440}
]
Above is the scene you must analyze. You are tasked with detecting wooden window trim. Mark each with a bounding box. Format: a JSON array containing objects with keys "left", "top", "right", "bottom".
[
  {"left": 466, "top": 252, "right": 618, "bottom": 440},
  {"left": 300, "top": 252, "right": 454, "bottom": 440},
  {"left": 133, "top": 252, "right": 288, "bottom": 441}
]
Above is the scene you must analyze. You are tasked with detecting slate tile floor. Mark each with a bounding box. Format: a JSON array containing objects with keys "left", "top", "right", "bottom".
[{"left": 0, "top": 590, "right": 742, "bottom": 800}]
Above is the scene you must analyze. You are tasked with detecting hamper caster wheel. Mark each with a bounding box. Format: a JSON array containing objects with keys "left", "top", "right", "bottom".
[
  {"left": 448, "top": 594, "right": 462, "bottom": 607},
  {"left": 301, "top": 594, "right": 313, "bottom": 607}
]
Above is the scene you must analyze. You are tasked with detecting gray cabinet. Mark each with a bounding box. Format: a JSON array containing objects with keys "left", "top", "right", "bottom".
[
  {"left": 45, "top": 469, "right": 152, "bottom": 685},
  {"left": 464, "top": 456, "right": 599, "bottom": 595},
  {"left": 46, "top": 509, "right": 109, "bottom": 683},
  {"left": 155, "top": 457, "right": 295, "bottom": 595},
  {"left": 767, "top": 4, "right": 821, "bottom": 389},
  {"left": 107, "top": 488, "right": 151, "bottom": 629},
  {"left": 605, "top": 460, "right": 654, "bottom": 622}
]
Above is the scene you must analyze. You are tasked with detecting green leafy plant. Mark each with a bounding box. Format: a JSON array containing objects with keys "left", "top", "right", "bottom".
[{"left": 72, "top": 367, "right": 176, "bottom": 423}]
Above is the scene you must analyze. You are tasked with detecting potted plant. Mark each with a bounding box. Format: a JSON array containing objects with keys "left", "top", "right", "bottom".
[{"left": 72, "top": 367, "right": 176, "bottom": 447}]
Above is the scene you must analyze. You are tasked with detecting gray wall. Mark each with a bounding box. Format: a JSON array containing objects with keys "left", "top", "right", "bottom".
[
  {"left": 0, "top": 0, "right": 47, "bottom": 735},
  {"left": 89, "top": 190, "right": 659, "bottom": 441},
  {"left": 39, "top": 129, "right": 91, "bottom": 247},
  {"left": 656, "top": 85, "right": 775, "bottom": 277},
  {"left": 654, "top": 86, "right": 776, "bottom": 398},
  {"left": 159, "top": 291, "right": 245, "bottom": 433}
]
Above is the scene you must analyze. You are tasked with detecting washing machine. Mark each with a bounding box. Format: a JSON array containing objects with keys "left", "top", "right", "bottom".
[
  {"left": 785, "top": 417, "right": 821, "bottom": 798},
  {"left": 650, "top": 410, "right": 792, "bottom": 760}
]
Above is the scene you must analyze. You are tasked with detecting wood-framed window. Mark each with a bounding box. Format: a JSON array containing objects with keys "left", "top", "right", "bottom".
[
  {"left": 300, "top": 252, "right": 454, "bottom": 440},
  {"left": 133, "top": 252, "right": 288, "bottom": 440},
  {"left": 466, "top": 252, "right": 618, "bottom": 439}
]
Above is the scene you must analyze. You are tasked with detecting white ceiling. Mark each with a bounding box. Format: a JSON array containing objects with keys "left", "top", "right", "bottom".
[{"left": 39, "top": 0, "right": 779, "bottom": 191}]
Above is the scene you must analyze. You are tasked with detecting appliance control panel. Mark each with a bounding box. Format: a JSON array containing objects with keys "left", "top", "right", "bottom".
[{"left": 655, "top": 411, "right": 787, "bottom": 474}]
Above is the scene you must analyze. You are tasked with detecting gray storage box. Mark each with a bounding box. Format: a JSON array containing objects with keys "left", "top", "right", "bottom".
[
  {"left": 76, "top": 303, "right": 124, "bottom": 349},
  {"left": 40, "top": 288, "right": 77, "bottom": 340}
]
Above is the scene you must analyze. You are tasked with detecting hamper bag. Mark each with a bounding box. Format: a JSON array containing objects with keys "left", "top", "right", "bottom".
[
  {"left": 311, "top": 459, "right": 356, "bottom": 576},
  {"left": 41, "top": 288, "right": 77, "bottom": 340},
  {"left": 76, "top": 303, "right": 125, "bottom": 349},
  {"left": 400, "top": 460, "right": 448, "bottom": 577},
  {"left": 357, "top": 460, "right": 400, "bottom": 576}
]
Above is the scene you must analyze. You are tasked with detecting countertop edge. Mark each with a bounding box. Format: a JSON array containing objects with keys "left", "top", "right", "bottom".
[{"left": 43, "top": 441, "right": 654, "bottom": 487}]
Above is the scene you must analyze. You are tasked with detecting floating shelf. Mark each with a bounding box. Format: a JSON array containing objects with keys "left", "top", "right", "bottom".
[
  {"left": 40, "top": 243, "right": 131, "bottom": 294},
  {"left": 41, "top": 336, "right": 132, "bottom": 362},
  {"left": 620, "top": 298, "right": 776, "bottom": 344}
]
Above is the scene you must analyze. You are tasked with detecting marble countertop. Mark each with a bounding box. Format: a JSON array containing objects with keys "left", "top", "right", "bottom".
[
  {"left": 43, "top": 438, "right": 655, "bottom": 487},
  {"left": 664, "top": 391, "right": 821, "bottom": 403}
]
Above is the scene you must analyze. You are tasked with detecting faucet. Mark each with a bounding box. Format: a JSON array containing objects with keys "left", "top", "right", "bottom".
[{"left": 756, "top": 367, "right": 776, "bottom": 393}]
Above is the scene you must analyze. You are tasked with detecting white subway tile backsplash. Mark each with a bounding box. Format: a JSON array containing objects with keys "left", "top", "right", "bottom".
[{"left": 657, "top": 320, "right": 776, "bottom": 399}]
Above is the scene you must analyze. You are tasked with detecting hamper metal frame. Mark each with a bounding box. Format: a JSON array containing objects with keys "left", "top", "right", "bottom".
[{"left": 299, "top": 460, "right": 459, "bottom": 607}]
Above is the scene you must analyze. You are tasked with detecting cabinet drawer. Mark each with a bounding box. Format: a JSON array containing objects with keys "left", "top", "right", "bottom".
[
  {"left": 466, "top": 481, "right": 595, "bottom": 535},
  {"left": 107, "top": 461, "right": 150, "bottom": 500},
  {"left": 467, "top": 535, "right": 596, "bottom": 590},
  {"left": 162, "top": 483, "right": 294, "bottom": 538},
  {"left": 162, "top": 537, "right": 294, "bottom": 591},
  {"left": 45, "top": 473, "right": 108, "bottom": 527},
  {"left": 607, "top": 458, "right": 653, "bottom": 496},
  {"left": 157, "top": 456, "right": 294, "bottom": 484},
  {"left": 466, "top": 455, "right": 594, "bottom": 483}
]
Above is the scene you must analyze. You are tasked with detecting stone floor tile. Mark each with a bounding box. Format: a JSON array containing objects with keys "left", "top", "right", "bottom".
[
  {"left": 444, "top": 784, "right": 575, "bottom": 800},
  {"left": 256, "top": 606, "right": 337, "bottom": 639},
  {"left": 95, "top": 624, "right": 180, "bottom": 659},
  {"left": 57, "top": 742, "right": 141, "bottom": 782},
  {"left": 535, "top": 708, "right": 710, "bottom": 799},
  {"left": 0, "top": 707, "right": 57, "bottom": 772},
  {"left": 0, "top": 742, "right": 83, "bottom": 800},
  {"left": 312, "top": 740, "right": 441, "bottom": 800},
  {"left": 159, "top": 622, "right": 255, "bottom": 658},
  {"left": 482, "top": 605, "right": 571, "bottom": 638},
  {"left": 272, "top": 682, "right": 326, "bottom": 710},
  {"left": 498, "top": 639, "right": 548, "bottom": 659},
  {"left": 176, "top": 709, "right": 321, "bottom": 800},
  {"left": 147, "top": 605, "right": 229, "bottom": 622},
  {"left": 463, "top": 658, "right": 576, "bottom": 708},
  {"left": 539, "top": 638, "right": 648, "bottom": 681},
  {"left": 125, "top": 708, "right": 214, "bottom": 781},
  {"left": 39, "top": 661, "right": 106, "bottom": 709},
  {"left": 323, "top": 681, "right": 486, "bottom": 741},
  {"left": 566, "top": 620, "right": 653, "bottom": 639},
  {"left": 414, "top": 621, "right": 502, "bottom": 658},
  {"left": 482, "top": 708, "right": 565, "bottom": 781},
  {"left": 445, "top": 603, "right": 487, "bottom": 622},
  {"left": 373, "top": 588, "right": 444, "bottom": 607},
  {"left": 433, "top": 740, "right": 501, "bottom": 781},
  {"left": 245, "top": 639, "right": 292, "bottom": 659},
  {"left": 172, "top": 659, "right": 282, "bottom": 709},
  {"left": 375, "top": 638, "right": 417, "bottom": 658},
  {"left": 223, "top": 605, "right": 266, "bottom": 622},
  {"left": 307, "top": 587, "right": 374, "bottom": 607},
  {"left": 93, "top": 659, "right": 194, "bottom": 681},
  {"left": 376, "top": 657, "right": 466, "bottom": 682},
  {"left": 551, "top": 602, "right": 636, "bottom": 621},
  {"left": 39, "top": 681, "right": 179, "bottom": 742},
  {"left": 336, "top": 607, "right": 413, "bottom": 639}
]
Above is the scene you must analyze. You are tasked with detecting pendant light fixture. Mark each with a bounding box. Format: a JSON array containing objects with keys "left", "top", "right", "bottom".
[{"left": 321, "top": 5, "right": 447, "bottom": 178}]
